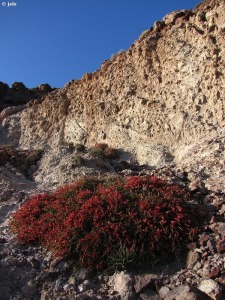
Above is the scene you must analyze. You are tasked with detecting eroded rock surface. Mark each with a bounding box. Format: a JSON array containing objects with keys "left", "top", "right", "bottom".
[{"left": 7, "top": 0, "right": 223, "bottom": 162}]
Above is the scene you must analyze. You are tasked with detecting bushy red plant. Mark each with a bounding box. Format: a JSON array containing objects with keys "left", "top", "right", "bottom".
[
  {"left": 10, "top": 193, "right": 56, "bottom": 244},
  {"left": 9, "top": 176, "right": 202, "bottom": 272}
]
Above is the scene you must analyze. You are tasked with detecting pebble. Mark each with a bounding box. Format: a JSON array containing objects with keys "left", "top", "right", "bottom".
[{"left": 55, "top": 279, "right": 64, "bottom": 291}]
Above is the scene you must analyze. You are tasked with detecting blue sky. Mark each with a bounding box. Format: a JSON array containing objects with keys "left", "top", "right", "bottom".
[{"left": 1, "top": 0, "right": 201, "bottom": 88}]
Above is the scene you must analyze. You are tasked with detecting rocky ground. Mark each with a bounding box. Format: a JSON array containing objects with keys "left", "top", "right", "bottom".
[{"left": 0, "top": 131, "right": 225, "bottom": 300}]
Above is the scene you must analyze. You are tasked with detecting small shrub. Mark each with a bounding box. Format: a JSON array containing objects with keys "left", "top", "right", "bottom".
[
  {"left": 94, "top": 143, "right": 108, "bottom": 150},
  {"left": 89, "top": 148, "right": 104, "bottom": 158},
  {"left": 104, "top": 146, "right": 118, "bottom": 159},
  {"left": 9, "top": 176, "right": 202, "bottom": 272},
  {"left": 61, "top": 142, "right": 75, "bottom": 151},
  {"left": 26, "top": 149, "right": 42, "bottom": 165},
  {"left": 0, "top": 144, "right": 14, "bottom": 156},
  {"left": 0, "top": 144, "right": 13, "bottom": 150},
  {"left": 75, "top": 144, "right": 85, "bottom": 152},
  {"left": 90, "top": 143, "right": 119, "bottom": 159},
  {"left": 0, "top": 149, "right": 8, "bottom": 165},
  {"left": 68, "top": 142, "right": 75, "bottom": 151},
  {"left": 0, "top": 144, "right": 14, "bottom": 165}
]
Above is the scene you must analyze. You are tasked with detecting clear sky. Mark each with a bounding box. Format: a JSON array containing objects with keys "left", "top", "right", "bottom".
[{"left": 1, "top": 0, "right": 201, "bottom": 88}]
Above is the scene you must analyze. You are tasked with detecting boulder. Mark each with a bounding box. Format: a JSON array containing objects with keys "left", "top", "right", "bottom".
[
  {"left": 217, "top": 238, "right": 225, "bottom": 253},
  {"left": 198, "top": 279, "right": 222, "bottom": 300},
  {"left": 112, "top": 272, "right": 136, "bottom": 300},
  {"left": 11, "top": 82, "right": 27, "bottom": 91},
  {"left": 140, "top": 288, "right": 160, "bottom": 300},
  {"left": 187, "top": 251, "right": 200, "bottom": 269},
  {"left": 134, "top": 274, "right": 159, "bottom": 294},
  {"left": 164, "top": 285, "right": 210, "bottom": 300},
  {"left": 217, "top": 223, "right": 225, "bottom": 237},
  {"left": 159, "top": 286, "right": 170, "bottom": 298},
  {"left": 39, "top": 84, "right": 52, "bottom": 92}
]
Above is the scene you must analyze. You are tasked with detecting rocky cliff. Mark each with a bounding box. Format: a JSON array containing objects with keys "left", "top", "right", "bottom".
[
  {"left": 1, "top": 0, "right": 223, "bottom": 190},
  {"left": 0, "top": 0, "right": 224, "bottom": 188},
  {"left": 3, "top": 0, "right": 223, "bottom": 163}
]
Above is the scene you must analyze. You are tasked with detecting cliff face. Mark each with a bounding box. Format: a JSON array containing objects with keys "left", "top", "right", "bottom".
[{"left": 1, "top": 0, "right": 225, "bottom": 167}]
